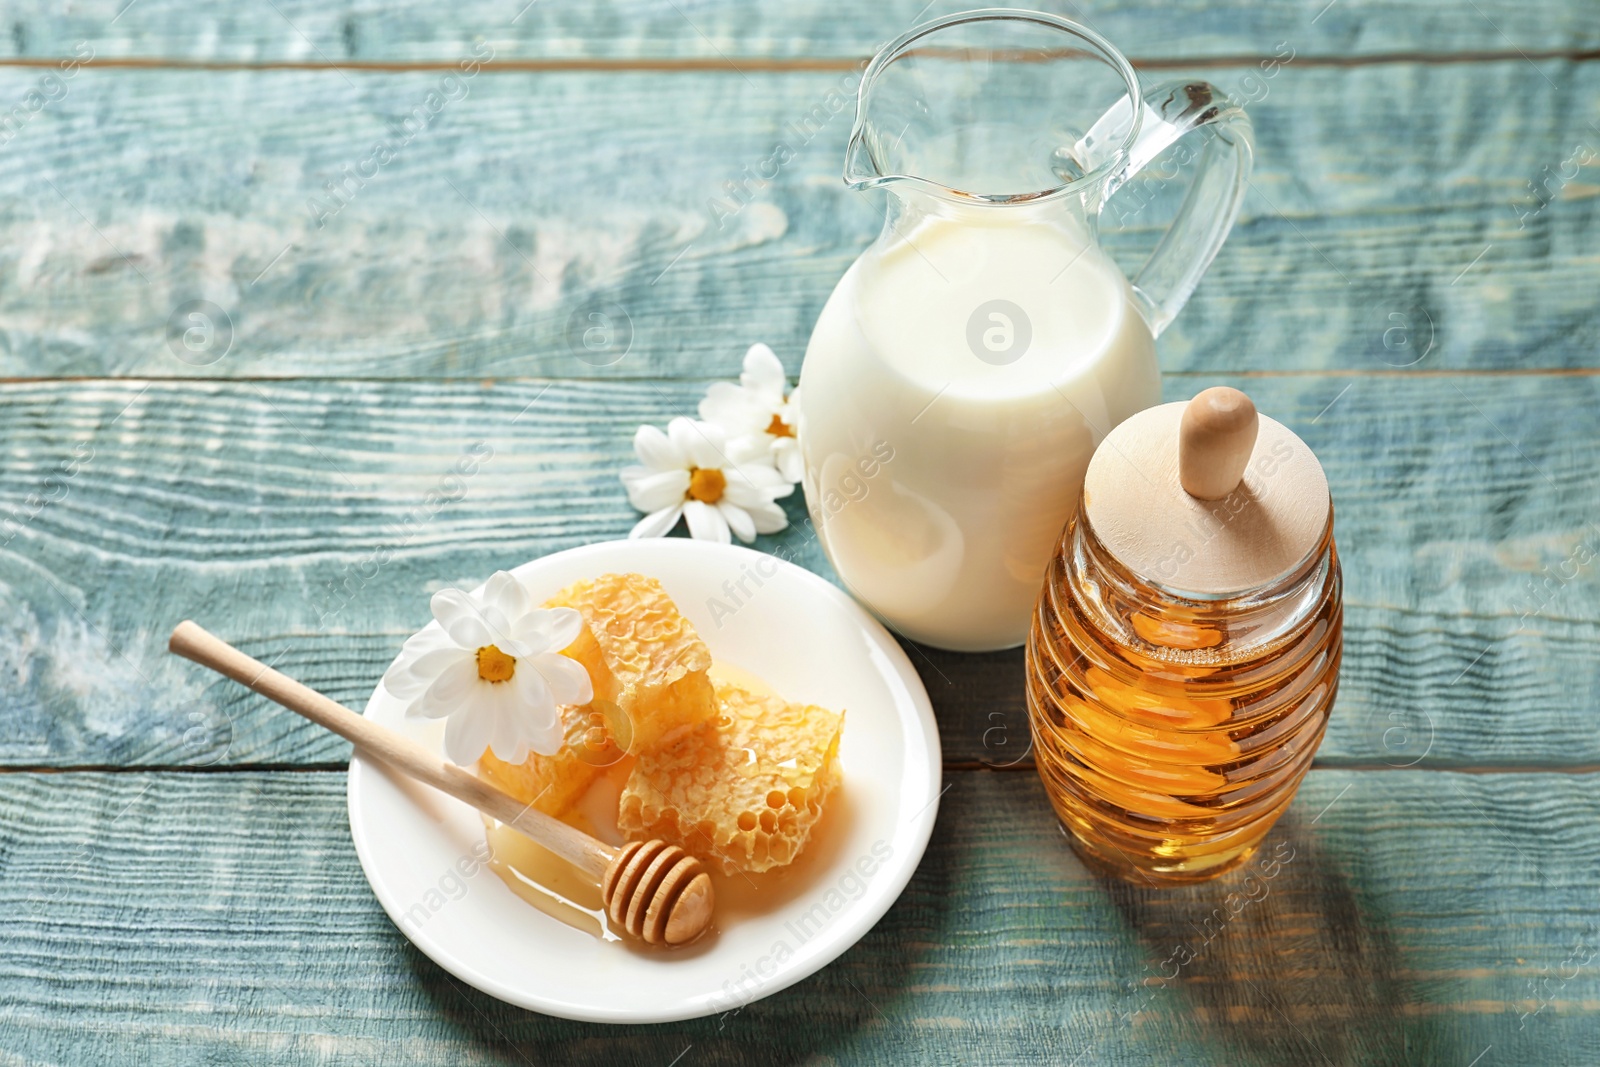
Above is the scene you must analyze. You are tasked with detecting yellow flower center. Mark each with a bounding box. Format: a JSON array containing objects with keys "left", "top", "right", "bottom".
[
  {"left": 688, "top": 467, "right": 727, "bottom": 504},
  {"left": 765, "top": 413, "right": 795, "bottom": 438},
  {"left": 475, "top": 644, "right": 516, "bottom": 683}
]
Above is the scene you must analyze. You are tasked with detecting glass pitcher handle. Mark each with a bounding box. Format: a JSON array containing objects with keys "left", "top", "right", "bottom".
[{"left": 1081, "top": 81, "right": 1253, "bottom": 337}]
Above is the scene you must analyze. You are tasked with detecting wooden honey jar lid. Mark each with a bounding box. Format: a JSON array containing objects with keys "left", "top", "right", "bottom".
[{"left": 1082, "top": 387, "right": 1331, "bottom": 596}]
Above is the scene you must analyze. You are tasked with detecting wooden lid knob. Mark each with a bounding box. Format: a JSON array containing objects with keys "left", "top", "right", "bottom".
[
  {"left": 1180, "top": 387, "right": 1259, "bottom": 501},
  {"left": 1082, "top": 392, "right": 1331, "bottom": 596}
]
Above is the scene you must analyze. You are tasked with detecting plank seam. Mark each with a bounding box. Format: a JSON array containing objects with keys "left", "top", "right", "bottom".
[
  {"left": 3, "top": 761, "right": 1596, "bottom": 775},
  {"left": 3, "top": 368, "right": 1600, "bottom": 388},
  {"left": 0, "top": 49, "right": 1595, "bottom": 74}
]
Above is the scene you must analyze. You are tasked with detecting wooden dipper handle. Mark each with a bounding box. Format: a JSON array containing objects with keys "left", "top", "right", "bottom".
[
  {"left": 168, "top": 621, "right": 713, "bottom": 946},
  {"left": 1179, "top": 387, "right": 1259, "bottom": 500}
]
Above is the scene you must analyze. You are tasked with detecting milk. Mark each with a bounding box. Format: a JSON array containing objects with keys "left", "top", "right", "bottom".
[{"left": 798, "top": 206, "right": 1160, "bottom": 650}]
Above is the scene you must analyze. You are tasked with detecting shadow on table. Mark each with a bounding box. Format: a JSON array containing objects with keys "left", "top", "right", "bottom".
[
  {"left": 401, "top": 822, "right": 954, "bottom": 1067},
  {"left": 1102, "top": 812, "right": 1445, "bottom": 1067}
]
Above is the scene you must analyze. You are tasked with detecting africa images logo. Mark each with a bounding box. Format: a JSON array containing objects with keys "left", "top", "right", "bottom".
[{"left": 966, "top": 299, "right": 1032, "bottom": 366}]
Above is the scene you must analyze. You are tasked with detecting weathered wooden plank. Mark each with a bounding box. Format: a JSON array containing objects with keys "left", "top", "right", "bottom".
[
  {"left": 0, "top": 769, "right": 1594, "bottom": 1065},
  {"left": 0, "top": 374, "right": 1594, "bottom": 770},
  {"left": 1, "top": 0, "right": 1596, "bottom": 63},
  {"left": 0, "top": 63, "right": 1594, "bottom": 379}
]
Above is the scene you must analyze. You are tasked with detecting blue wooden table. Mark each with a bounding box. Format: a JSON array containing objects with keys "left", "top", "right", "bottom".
[{"left": 1, "top": 2, "right": 1597, "bottom": 1063}]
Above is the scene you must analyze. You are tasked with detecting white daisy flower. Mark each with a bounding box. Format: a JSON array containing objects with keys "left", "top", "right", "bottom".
[
  {"left": 382, "top": 571, "right": 593, "bottom": 766},
  {"left": 699, "top": 342, "right": 804, "bottom": 484},
  {"left": 621, "top": 416, "right": 792, "bottom": 544}
]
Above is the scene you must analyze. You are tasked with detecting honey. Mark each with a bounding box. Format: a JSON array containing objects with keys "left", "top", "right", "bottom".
[
  {"left": 1027, "top": 498, "right": 1342, "bottom": 883},
  {"left": 485, "top": 814, "right": 619, "bottom": 940},
  {"left": 482, "top": 708, "right": 854, "bottom": 945},
  {"left": 1026, "top": 388, "right": 1342, "bottom": 884}
]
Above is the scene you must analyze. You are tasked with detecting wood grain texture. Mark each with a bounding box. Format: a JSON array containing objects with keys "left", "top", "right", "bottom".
[
  {"left": 0, "top": 63, "right": 1594, "bottom": 379},
  {"left": 0, "top": 0, "right": 1597, "bottom": 63},
  {"left": 0, "top": 374, "right": 1594, "bottom": 770},
  {"left": 166, "top": 620, "right": 626, "bottom": 883},
  {"left": 0, "top": 0, "right": 1594, "bottom": 1059},
  {"left": 0, "top": 768, "right": 1594, "bottom": 1065}
]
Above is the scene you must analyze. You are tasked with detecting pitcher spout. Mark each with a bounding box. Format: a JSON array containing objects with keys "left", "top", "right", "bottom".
[{"left": 841, "top": 9, "right": 1145, "bottom": 207}]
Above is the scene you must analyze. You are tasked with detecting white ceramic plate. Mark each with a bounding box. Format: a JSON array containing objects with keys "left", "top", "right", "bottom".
[{"left": 347, "top": 538, "right": 941, "bottom": 1023}]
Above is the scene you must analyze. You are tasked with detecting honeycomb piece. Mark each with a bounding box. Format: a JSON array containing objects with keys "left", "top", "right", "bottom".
[
  {"left": 477, "top": 700, "right": 606, "bottom": 816},
  {"left": 546, "top": 572, "right": 717, "bottom": 752},
  {"left": 619, "top": 682, "right": 844, "bottom": 875},
  {"left": 478, "top": 573, "right": 715, "bottom": 816}
]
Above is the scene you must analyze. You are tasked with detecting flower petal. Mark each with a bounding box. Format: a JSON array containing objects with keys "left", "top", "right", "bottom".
[
  {"left": 544, "top": 607, "right": 584, "bottom": 652},
  {"left": 741, "top": 342, "right": 788, "bottom": 401},
  {"left": 623, "top": 467, "right": 690, "bottom": 513},
  {"left": 630, "top": 504, "right": 683, "bottom": 539},
  {"left": 718, "top": 500, "right": 757, "bottom": 543},
  {"left": 540, "top": 607, "right": 585, "bottom": 652},
  {"left": 430, "top": 588, "right": 498, "bottom": 649},
  {"left": 720, "top": 475, "right": 770, "bottom": 509},
  {"left": 385, "top": 645, "right": 472, "bottom": 700},
  {"left": 725, "top": 453, "right": 787, "bottom": 489},
  {"left": 382, "top": 629, "right": 454, "bottom": 695},
  {"left": 510, "top": 654, "right": 552, "bottom": 710},
  {"left": 480, "top": 683, "right": 522, "bottom": 764},
  {"left": 668, "top": 417, "right": 727, "bottom": 471},
  {"left": 633, "top": 423, "right": 685, "bottom": 472},
  {"left": 519, "top": 719, "right": 565, "bottom": 760},
  {"left": 443, "top": 696, "right": 495, "bottom": 766},
  {"left": 497, "top": 636, "right": 534, "bottom": 659},
  {"left": 699, "top": 382, "right": 764, "bottom": 433},
  {"left": 384, "top": 671, "right": 428, "bottom": 702},
  {"left": 724, "top": 465, "right": 793, "bottom": 504},
  {"left": 533, "top": 651, "right": 594, "bottom": 706},
  {"left": 774, "top": 439, "right": 805, "bottom": 484},
  {"left": 412, "top": 646, "right": 473, "bottom": 677},
  {"left": 725, "top": 433, "right": 774, "bottom": 467},
  {"left": 488, "top": 735, "right": 530, "bottom": 767},
  {"left": 483, "top": 571, "right": 529, "bottom": 621},
  {"left": 683, "top": 499, "right": 731, "bottom": 543},
  {"left": 413, "top": 655, "right": 481, "bottom": 718},
  {"left": 744, "top": 497, "right": 790, "bottom": 535},
  {"left": 508, "top": 606, "right": 583, "bottom": 655},
  {"left": 509, "top": 664, "right": 566, "bottom": 757},
  {"left": 396, "top": 625, "right": 457, "bottom": 659}
]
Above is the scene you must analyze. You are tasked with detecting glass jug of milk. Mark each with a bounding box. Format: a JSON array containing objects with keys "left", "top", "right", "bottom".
[{"left": 798, "top": 10, "right": 1253, "bottom": 651}]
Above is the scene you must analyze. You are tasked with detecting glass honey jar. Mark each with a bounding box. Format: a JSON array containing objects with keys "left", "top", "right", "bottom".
[{"left": 1026, "top": 387, "right": 1342, "bottom": 883}]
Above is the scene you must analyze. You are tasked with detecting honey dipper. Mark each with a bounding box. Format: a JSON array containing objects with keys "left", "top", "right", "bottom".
[{"left": 168, "top": 621, "right": 715, "bottom": 946}]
